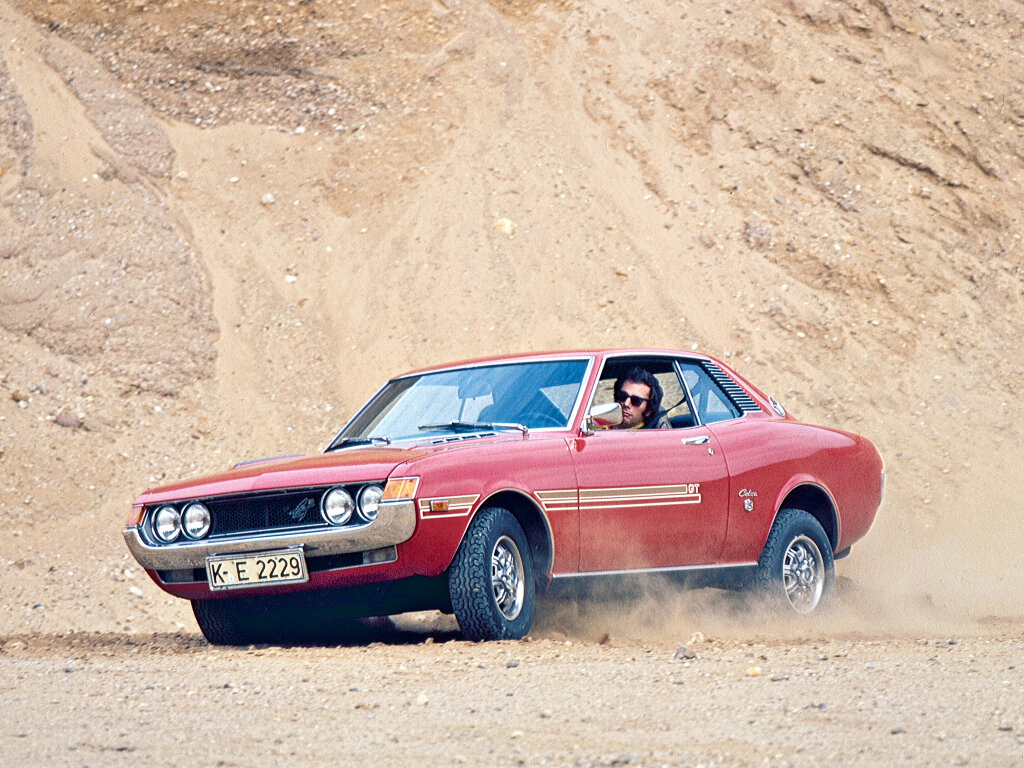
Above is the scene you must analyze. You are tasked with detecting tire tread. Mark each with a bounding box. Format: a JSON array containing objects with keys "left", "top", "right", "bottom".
[{"left": 448, "top": 506, "right": 535, "bottom": 641}]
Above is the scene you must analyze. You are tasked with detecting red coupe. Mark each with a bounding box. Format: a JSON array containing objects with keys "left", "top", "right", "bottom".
[{"left": 124, "top": 350, "right": 884, "bottom": 643}]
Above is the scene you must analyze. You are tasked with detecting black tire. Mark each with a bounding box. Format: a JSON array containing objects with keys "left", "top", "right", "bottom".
[
  {"left": 448, "top": 506, "right": 536, "bottom": 640},
  {"left": 192, "top": 597, "right": 274, "bottom": 645},
  {"left": 755, "top": 508, "right": 835, "bottom": 615},
  {"left": 192, "top": 595, "right": 398, "bottom": 646}
]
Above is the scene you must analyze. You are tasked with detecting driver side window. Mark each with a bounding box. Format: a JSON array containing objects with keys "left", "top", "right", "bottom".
[{"left": 590, "top": 358, "right": 690, "bottom": 430}]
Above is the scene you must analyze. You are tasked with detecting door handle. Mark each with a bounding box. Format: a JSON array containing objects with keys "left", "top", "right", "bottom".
[{"left": 680, "top": 435, "right": 709, "bottom": 445}]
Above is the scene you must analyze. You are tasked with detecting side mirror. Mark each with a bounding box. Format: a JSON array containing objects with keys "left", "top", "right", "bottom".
[{"left": 585, "top": 402, "right": 622, "bottom": 433}]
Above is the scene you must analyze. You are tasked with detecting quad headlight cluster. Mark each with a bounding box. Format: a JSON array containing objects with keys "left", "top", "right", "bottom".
[
  {"left": 151, "top": 502, "right": 211, "bottom": 543},
  {"left": 321, "top": 484, "right": 384, "bottom": 526},
  {"left": 145, "top": 478, "right": 416, "bottom": 545}
]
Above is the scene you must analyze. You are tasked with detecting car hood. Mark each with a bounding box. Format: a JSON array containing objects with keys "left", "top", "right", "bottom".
[{"left": 132, "top": 434, "right": 530, "bottom": 505}]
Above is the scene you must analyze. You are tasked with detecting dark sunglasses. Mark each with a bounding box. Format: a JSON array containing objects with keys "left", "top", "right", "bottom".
[{"left": 615, "top": 392, "right": 650, "bottom": 408}]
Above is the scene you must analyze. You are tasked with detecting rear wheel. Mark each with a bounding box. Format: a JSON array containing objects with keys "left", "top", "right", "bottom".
[
  {"left": 448, "top": 506, "right": 536, "bottom": 640},
  {"left": 755, "top": 508, "right": 834, "bottom": 614}
]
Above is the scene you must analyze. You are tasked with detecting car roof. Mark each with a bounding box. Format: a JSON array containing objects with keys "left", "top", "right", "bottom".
[{"left": 394, "top": 348, "right": 716, "bottom": 379}]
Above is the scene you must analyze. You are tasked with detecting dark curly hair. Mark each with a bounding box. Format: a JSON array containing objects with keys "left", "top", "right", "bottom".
[{"left": 614, "top": 367, "right": 663, "bottom": 425}]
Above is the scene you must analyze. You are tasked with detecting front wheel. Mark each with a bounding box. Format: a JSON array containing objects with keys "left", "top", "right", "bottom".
[
  {"left": 755, "top": 508, "right": 835, "bottom": 614},
  {"left": 448, "top": 506, "right": 536, "bottom": 640},
  {"left": 192, "top": 597, "right": 272, "bottom": 645}
]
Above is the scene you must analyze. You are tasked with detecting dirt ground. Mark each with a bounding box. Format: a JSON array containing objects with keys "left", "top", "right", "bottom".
[{"left": 1, "top": 0, "right": 1023, "bottom": 765}]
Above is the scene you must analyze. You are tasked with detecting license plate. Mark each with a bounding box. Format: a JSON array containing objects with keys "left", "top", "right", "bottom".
[{"left": 206, "top": 548, "right": 308, "bottom": 591}]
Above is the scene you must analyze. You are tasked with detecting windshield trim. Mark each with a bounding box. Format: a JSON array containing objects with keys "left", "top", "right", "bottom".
[{"left": 324, "top": 355, "right": 596, "bottom": 452}]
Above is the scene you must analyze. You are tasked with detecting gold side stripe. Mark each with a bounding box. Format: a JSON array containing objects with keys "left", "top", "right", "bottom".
[
  {"left": 579, "top": 492, "right": 701, "bottom": 504},
  {"left": 536, "top": 490, "right": 577, "bottom": 500},
  {"left": 418, "top": 494, "right": 480, "bottom": 520},
  {"left": 579, "top": 485, "right": 695, "bottom": 499},
  {"left": 580, "top": 497, "right": 702, "bottom": 510}
]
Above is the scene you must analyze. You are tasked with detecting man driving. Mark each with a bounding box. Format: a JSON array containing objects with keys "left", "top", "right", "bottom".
[{"left": 610, "top": 367, "right": 670, "bottom": 430}]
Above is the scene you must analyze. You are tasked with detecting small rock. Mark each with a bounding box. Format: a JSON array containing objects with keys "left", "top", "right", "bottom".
[
  {"left": 415, "top": 692, "right": 429, "bottom": 706},
  {"left": 506, "top": 660, "right": 520, "bottom": 668},
  {"left": 128, "top": 586, "right": 144, "bottom": 597},
  {"left": 688, "top": 631, "right": 705, "bottom": 645},
  {"left": 611, "top": 753, "right": 634, "bottom": 765},
  {"left": 496, "top": 217, "right": 515, "bottom": 235},
  {"left": 891, "top": 726, "right": 906, "bottom": 735},
  {"left": 423, "top": 637, "right": 434, "bottom": 645},
  {"left": 745, "top": 666, "right": 763, "bottom": 677},
  {"left": 261, "top": 193, "right": 276, "bottom": 205},
  {"left": 674, "top": 645, "right": 696, "bottom": 660},
  {"left": 54, "top": 412, "right": 83, "bottom": 429},
  {"left": 743, "top": 217, "right": 773, "bottom": 250},
  {"left": 598, "top": 633, "right": 611, "bottom": 645}
]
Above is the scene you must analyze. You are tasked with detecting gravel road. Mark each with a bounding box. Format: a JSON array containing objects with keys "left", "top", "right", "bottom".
[{"left": 3, "top": 621, "right": 1023, "bottom": 768}]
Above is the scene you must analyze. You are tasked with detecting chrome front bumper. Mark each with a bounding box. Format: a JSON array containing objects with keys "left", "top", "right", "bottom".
[{"left": 123, "top": 500, "right": 417, "bottom": 570}]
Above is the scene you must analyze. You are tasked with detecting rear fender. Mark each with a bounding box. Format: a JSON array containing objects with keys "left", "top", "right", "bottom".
[{"left": 768, "top": 477, "right": 840, "bottom": 551}]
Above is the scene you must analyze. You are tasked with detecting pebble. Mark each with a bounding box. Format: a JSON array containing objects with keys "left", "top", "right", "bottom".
[{"left": 54, "top": 412, "right": 83, "bottom": 429}]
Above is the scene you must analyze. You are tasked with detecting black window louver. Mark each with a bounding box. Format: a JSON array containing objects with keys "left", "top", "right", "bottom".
[{"left": 701, "top": 362, "right": 762, "bottom": 413}]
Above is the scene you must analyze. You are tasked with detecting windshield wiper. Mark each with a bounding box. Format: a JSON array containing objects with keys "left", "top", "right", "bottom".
[
  {"left": 418, "top": 421, "right": 528, "bottom": 436},
  {"left": 325, "top": 435, "right": 392, "bottom": 452}
]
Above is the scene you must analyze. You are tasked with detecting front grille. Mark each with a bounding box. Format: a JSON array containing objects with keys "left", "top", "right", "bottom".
[{"left": 208, "top": 488, "right": 328, "bottom": 537}]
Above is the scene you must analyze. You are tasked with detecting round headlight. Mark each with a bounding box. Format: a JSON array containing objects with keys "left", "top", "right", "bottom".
[
  {"left": 357, "top": 485, "right": 384, "bottom": 523},
  {"left": 321, "top": 487, "right": 355, "bottom": 525},
  {"left": 182, "top": 502, "right": 211, "bottom": 539},
  {"left": 153, "top": 505, "right": 181, "bottom": 543}
]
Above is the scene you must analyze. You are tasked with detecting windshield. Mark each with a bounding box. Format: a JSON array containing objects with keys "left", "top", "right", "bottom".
[{"left": 330, "top": 358, "right": 590, "bottom": 446}]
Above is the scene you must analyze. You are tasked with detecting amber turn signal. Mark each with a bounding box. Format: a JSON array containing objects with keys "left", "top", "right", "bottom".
[{"left": 381, "top": 476, "right": 419, "bottom": 501}]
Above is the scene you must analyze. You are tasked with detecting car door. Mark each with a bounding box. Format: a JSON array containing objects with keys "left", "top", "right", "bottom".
[{"left": 570, "top": 424, "right": 731, "bottom": 572}]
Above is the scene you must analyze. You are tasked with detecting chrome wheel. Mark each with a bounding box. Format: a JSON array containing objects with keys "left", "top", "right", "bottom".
[
  {"left": 491, "top": 535, "right": 525, "bottom": 621},
  {"left": 782, "top": 534, "right": 824, "bottom": 613}
]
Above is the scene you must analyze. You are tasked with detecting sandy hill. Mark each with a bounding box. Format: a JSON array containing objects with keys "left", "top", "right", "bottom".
[{"left": 0, "top": 0, "right": 1021, "bottom": 638}]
